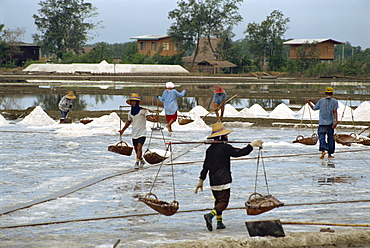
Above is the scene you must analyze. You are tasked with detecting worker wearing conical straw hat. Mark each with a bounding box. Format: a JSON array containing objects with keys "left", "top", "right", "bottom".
[
  {"left": 119, "top": 93, "right": 148, "bottom": 169},
  {"left": 157, "top": 82, "right": 186, "bottom": 132},
  {"left": 58, "top": 91, "right": 76, "bottom": 119},
  {"left": 194, "top": 122, "right": 263, "bottom": 231},
  {"left": 306, "top": 87, "right": 338, "bottom": 159},
  {"left": 212, "top": 86, "right": 227, "bottom": 122}
]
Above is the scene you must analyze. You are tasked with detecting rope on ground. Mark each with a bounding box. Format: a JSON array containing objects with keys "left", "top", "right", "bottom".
[
  {"left": 1, "top": 199, "right": 369, "bottom": 230},
  {"left": 0, "top": 169, "right": 136, "bottom": 216}
]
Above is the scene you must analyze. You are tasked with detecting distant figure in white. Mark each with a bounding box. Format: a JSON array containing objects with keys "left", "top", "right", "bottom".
[{"left": 157, "top": 82, "right": 186, "bottom": 132}]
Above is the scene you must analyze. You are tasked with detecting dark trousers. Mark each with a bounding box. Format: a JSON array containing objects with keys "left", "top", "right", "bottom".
[
  {"left": 212, "top": 188, "right": 230, "bottom": 214},
  {"left": 60, "top": 110, "right": 69, "bottom": 118},
  {"left": 318, "top": 125, "right": 335, "bottom": 154}
]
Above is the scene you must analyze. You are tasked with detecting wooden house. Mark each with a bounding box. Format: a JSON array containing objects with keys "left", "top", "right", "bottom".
[
  {"left": 131, "top": 35, "right": 182, "bottom": 57},
  {"left": 183, "top": 37, "right": 237, "bottom": 73},
  {"left": 4, "top": 43, "right": 39, "bottom": 66},
  {"left": 283, "top": 39, "right": 343, "bottom": 61}
]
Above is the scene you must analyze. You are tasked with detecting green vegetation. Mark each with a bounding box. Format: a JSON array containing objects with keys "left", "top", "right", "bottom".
[{"left": 0, "top": 0, "right": 369, "bottom": 77}]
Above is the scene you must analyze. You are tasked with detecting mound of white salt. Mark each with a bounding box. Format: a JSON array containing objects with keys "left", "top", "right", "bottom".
[
  {"left": 223, "top": 104, "right": 239, "bottom": 116},
  {"left": 268, "top": 103, "right": 295, "bottom": 119},
  {"left": 354, "top": 101, "right": 370, "bottom": 121},
  {"left": 18, "top": 106, "right": 56, "bottom": 125},
  {"left": 189, "top": 105, "right": 209, "bottom": 117},
  {"left": 249, "top": 104, "right": 269, "bottom": 117},
  {"left": 0, "top": 114, "right": 10, "bottom": 126}
]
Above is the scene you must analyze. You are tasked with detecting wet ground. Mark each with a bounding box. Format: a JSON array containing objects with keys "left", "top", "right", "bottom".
[{"left": 0, "top": 117, "right": 369, "bottom": 247}]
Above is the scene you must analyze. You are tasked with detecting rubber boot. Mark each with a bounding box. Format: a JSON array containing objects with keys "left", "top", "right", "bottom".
[
  {"left": 139, "top": 158, "right": 145, "bottom": 168},
  {"left": 204, "top": 209, "right": 217, "bottom": 231},
  {"left": 216, "top": 215, "right": 226, "bottom": 229}
]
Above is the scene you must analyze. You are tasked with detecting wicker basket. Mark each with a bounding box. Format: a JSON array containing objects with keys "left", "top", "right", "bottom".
[
  {"left": 334, "top": 133, "right": 362, "bottom": 146},
  {"left": 143, "top": 150, "right": 167, "bottom": 164},
  {"left": 178, "top": 116, "right": 193, "bottom": 125},
  {"left": 139, "top": 193, "right": 179, "bottom": 216},
  {"left": 59, "top": 118, "right": 72, "bottom": 124},
  {"left": 80, "top": 118, "right": 93, "bottom": 125},
  {"left": 359, "top": 138, "right": 370, "bottom": 146},
  {"left": 292, "top": 133, "right": 318, "bottom": 145},
  {"left": 108, "top": 141, "right": 133, "bottom": 156},
  {"left": 146, "top": 114, "right": 160, "bottom": 123},
  {"left": 245, "top": 192, "right": 284, "bottom": 215}
]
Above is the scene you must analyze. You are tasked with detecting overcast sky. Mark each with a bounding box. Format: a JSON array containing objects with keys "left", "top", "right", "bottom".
[{"left": 1, "top": 0, "right": 369, "bottom": 49}]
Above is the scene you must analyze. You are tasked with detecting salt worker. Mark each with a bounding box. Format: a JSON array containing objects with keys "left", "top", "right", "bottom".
[
  {"left": 212, "top": 86, "right": 227, "bottom": 122},
  {"left": 157, "top": 82, "right": 186, "bottom": 132},
  {"left": 119, "top": 93, "right": 157, "bottom": 169},
  {"left": 306, "top": 87, "right": 339, "bottom": 159},
  {"left": 58, "top": 91, "right": 76, "bottom": 118},
  {"left": 194, "top": 122, "right": 263, "bottom": 231}
]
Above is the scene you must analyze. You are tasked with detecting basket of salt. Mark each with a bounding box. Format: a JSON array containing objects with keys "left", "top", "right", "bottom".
[
  {"left": 178, "top": 115, "right": 193, "bottom": 125},
  {"left": 108, "top": 141, "right": 133, "bottom": 156},
  {"left": 334, "top": 133, "right": 362, "bottom": 146},
  {"left": 245, "top": 192, "right": 284, "bottom": 215},
  {"left": 146, "top": 114, "right": 160, "bottom": 123},
  {"left": 139, "top": 193, "right": 179, "bottom": 216},
  {"left": 59, "top": 118, "right": 72, "bottom": 124},
  {"left": 80, "top": 118, "right": 93, "bottom": 125},
  {"left": 143, "top": 149, "right": 169, "bottom": 164},
  {"left": 359, "top": 138, "right": 370, "bottom": 146},
  {"left": 292, "top": 133, "right": 318, "bottom": 145}
]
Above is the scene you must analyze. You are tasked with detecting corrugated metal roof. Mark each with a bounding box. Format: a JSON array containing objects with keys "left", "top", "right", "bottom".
[
  {"left": 130, "top": 35, "right": 169, "bottom": 40},
  {"left": 23, "top": 60, "right": 189, "bottom": 74},
  {"left": 283, "top": 38, "right": 343, "bottom": 45}
]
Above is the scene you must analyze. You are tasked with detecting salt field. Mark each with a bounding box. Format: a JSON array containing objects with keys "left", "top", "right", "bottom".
[{"left": 0, "top": 104, "right": 370, "bottom": 247}]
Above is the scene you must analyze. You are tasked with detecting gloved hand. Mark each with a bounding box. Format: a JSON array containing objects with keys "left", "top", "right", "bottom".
[
  {"left": 194, "top": 179, "right": 204, "bottom": 194},
  {"left": 156, "top": 95, "right": 160, "bottom": 98},
  {"left": 250, "top": 140, "right": 263, "bottom": 148}
]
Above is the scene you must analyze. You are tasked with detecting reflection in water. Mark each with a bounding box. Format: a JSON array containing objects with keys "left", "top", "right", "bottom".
[
  {"left": 318, "top": 175, "right": 355, "bottom": 186},
  {"left": 321, "top": 161, "right": 335, "bottom": 168},
  {"left": 34, "top": 95, "right": 88, "bottom": 111},
  {"left": 0, "top": 96, "right": 23, "bottom": 109}
]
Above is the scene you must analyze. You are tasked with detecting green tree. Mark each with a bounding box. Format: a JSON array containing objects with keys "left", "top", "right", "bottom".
[
  {"left": 168, "top": 0, "right": 243, "bottom": 69},
  {"left": 33, "top": 0, "right": 100, "bottom": 60},
  {"left": 295, "top": 42, "right": 321, "bottom": 70},
  {"left": 244, "top": 10, "right": 290, "bottom": 71}
]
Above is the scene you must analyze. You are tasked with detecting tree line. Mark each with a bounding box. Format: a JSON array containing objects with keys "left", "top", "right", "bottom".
[{"left": 0, "top": 0, "right": 369, "bottom": 77}]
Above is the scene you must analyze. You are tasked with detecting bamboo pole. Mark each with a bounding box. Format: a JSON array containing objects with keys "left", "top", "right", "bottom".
[
  {"left": 119, "top": 105, "right": 161, "bottom": 113},
  {"left": 202, "top": 94, "right": 238, "bottom": 119},
  {"left": 166, "top": 141, "right": 251, "bottom": 145}
]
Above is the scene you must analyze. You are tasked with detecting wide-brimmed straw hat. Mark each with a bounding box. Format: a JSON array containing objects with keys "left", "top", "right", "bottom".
[
  {"left": 166, "top": 82, "right": 175, "bottom": 89},
  {"left": 214, "top": 87, "right": 225, "bottom": 93},
  {"left": 208, "top": 122, "right": 233, "bottom": 138},
  {"left": 126, "top": 93, "right": 143, "bottom": 104},
  {"left": 65, "top": 91, "right": 76, "bottom": 100},
  {"left": 325, "top": 87, "right": 334, "bottom": 93}
]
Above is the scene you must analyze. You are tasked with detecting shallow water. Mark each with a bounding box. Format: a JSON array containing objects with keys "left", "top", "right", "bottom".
[{"left": 0, "top": 114, "right": 369, "bottom": 247}]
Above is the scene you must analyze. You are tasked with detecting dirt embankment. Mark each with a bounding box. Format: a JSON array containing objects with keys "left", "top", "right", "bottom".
[{"left": 156, "top": 229, "right": 370, "bottom": 248}]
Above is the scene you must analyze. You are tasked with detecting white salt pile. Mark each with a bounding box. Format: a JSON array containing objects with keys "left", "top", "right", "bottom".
[
  {"left": 238, "top": 108, "right": 257, "bottom": 117},
  {"left": 354, "top": 101, "right": 370, "bottom": 121},
  {"left": 297, "top": 103, "right": 319, "bottom": 120},
  {"left": 88, "top": 112, "right": 123, "bottom": 127},
  {"left": 337, "top": 101, "right": 355, "bottom": 121},
  {"left": 268, "top": 103, "right": 295, "bottom": 119},
  {"left": 18, "top": 106, "right": 56, "bottom": 125},
  {"left": 223, "top": 104, "right": 239, "bottom": 116},
  {"left": 0, "top": 114, "right": 10, "bottom": 126},
  {"left": 189, "top": 105, "right": 209, "bottom": 117},
  {"left": 171, "top": 114, "right": 210, "bottom": 131},
  {"left": 249, "top": 104, "right": 269, "bottom": 117}
]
